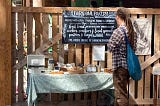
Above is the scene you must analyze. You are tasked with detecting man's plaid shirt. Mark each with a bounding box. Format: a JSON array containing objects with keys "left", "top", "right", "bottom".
[{"left": 107, "top": 25, "right": 128, "bottom": 71}]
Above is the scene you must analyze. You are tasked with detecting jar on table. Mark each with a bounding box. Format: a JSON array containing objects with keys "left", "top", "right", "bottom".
[{"left": 48, "top": 59, "right": 54, "bottom": 70}]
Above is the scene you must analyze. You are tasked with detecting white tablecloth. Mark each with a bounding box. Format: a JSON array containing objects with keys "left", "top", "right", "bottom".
[{"left": 27, "top": 72, "right": 113, "bottom": 106}]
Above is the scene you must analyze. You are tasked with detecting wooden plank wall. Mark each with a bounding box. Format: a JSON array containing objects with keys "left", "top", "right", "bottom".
[{"left": 11, "top": 7, "right": 160, "bottom": 105}]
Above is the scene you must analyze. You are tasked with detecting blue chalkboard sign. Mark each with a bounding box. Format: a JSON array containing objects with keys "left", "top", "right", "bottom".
[{"left": 62, "top": 10, "right": 116, "bottom": 44}]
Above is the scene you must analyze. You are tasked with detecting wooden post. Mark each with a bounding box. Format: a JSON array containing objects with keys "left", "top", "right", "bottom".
[
  {"left": 17, "top": 12, "right": 25, "bottom": 102},
  {"left": 0, "top": 0, "right": 11, "bottom": 106},
  {"left": 11, "top": 12, "right": 17, "bottom": 103},
  {"left": 153, "top": 75, "right": 158, "bottom": 106},
  {"left": 33, "top": 0, "right": 43, "bottom": 49}
]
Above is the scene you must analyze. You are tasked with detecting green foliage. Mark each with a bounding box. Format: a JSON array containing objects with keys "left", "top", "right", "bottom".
[{"left": 75, "top": 0, "right": 90, "bottom": 7}]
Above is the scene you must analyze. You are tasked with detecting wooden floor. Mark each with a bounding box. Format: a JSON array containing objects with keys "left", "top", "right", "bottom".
[
  {"left": 12, "top": 94, "right": 155, "bottom": 106},
  {"left": 13, "top": 101, "right": 155, "bottom": 106},
  {"left": 13, "top": 101, "right": 96, "bottom": 106}
]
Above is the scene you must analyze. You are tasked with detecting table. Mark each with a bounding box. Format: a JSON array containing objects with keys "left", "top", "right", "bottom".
[{"left": 27, "top": 72, "right": 113, "bottom": 106}]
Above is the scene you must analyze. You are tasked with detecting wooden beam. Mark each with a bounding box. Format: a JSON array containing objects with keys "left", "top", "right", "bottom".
[
  {"left": 11, "top": 7, "right": 160, "bottom": 14},
  {"left": 58, "top": 15, "right": 65, "bottom": 63},
  {"left": 141, "top": 51, "right": 160, "bottom": 70},
  {"left": 42, "top": 13, "right": 49, "bottom": 43},
  {"left": 11, "top": 12, "right": 17, "bottom": 103},
  {"left": 34, "top": 13, "right": 41, "bottom": 49},
  {"left": 17, "top": 12, "right": 25, "bottom": 101},
  {"left": 27, "top": 13, "right": 33, "bottom": 54},
  {"left": 75, "top": 44, "right": 82, "bottom": 65},
  {"left": 68, "top": 44, "right": 75, "bottom": 63},
  {"left": 154, "top": 15, "right": 160, "bottom": 53},
  {"left": 0, "top": 0, "right": 11, "bottom": 105},
  {"left": 84, "top": 44, "right": 90, "bottom": 65},
  {"left": 143, "top": 15, "right": 152, "bottom": 100},
  {"left": 52, "top": 14, "right": 58, "bottom": 63},
  {"left": 12, "top": 33, "right": 62, "bottom": 73}
]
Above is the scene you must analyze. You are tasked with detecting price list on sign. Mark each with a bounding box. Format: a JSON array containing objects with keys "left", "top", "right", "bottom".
[{"left": 62, "top": 10, "right": 116, "bottom": 44}]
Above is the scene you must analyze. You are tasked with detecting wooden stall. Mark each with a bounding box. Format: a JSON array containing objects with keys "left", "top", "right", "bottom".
[{"left": 11, "top": 6, "right": 160, "bottom": 105}]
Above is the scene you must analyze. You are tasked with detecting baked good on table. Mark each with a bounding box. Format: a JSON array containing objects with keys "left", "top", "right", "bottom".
[
  {"left": 104, "top": 68, "right": 112, "bottom": 73},
  {"left": 49, "top": 71, "right": 64, "bottom": 74}
]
